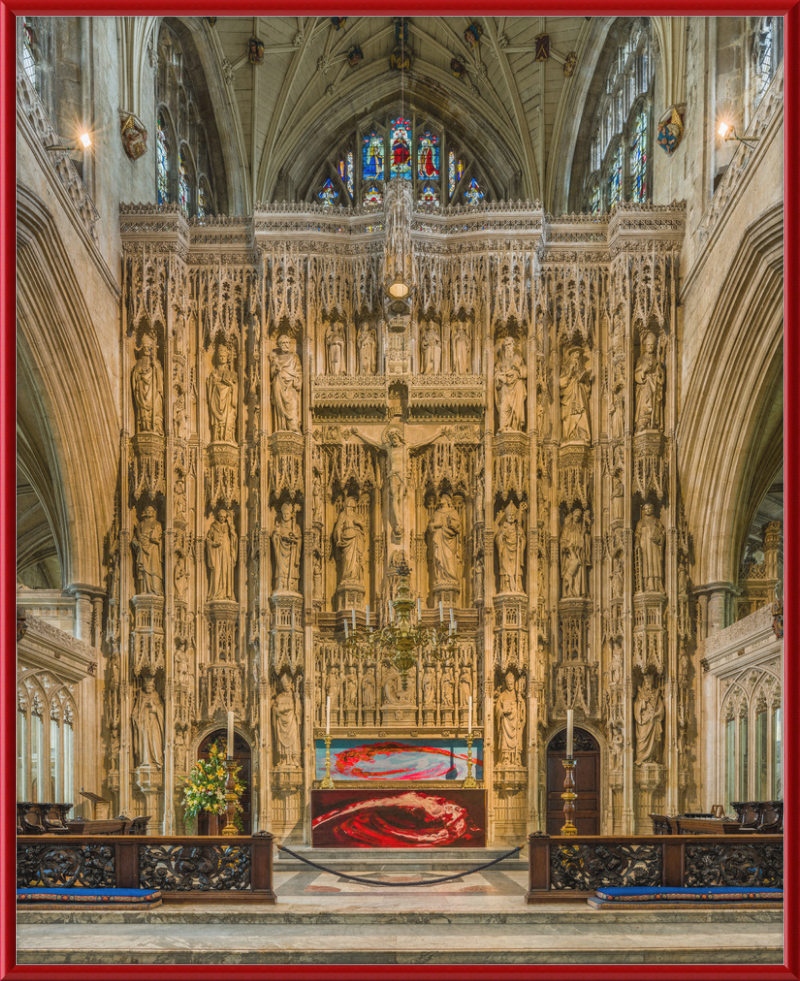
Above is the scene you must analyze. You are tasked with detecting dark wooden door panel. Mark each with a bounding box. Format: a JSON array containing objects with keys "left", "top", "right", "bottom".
[{"left": 546, "top": 730, "right": 600, "bottom": 835}]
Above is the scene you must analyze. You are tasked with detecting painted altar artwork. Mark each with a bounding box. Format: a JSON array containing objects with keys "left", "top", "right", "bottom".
[
  {"left": 311, "top": 789, "right": 487, "bottom": 847},
  {"left": 315, "top": 738, "right": 484, "bottom": 781}
]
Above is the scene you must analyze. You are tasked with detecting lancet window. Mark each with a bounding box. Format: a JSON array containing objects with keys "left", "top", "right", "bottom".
[
  {"left": 750, "top": 16, "right": 783, "bottom": 114},
  {"left": 722, "top": 670, "right": 782, "bottom": 804},
  {"left": 17, "top": 672, "right": 76, "bottom": 803},
  {"left": 21, "top": 17, "right": 37, "bottom": 89}
]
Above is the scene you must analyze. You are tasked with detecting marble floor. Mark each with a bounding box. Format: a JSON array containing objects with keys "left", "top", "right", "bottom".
[{"left": 17, "top": 869, "right": 784, "bottom": 965}]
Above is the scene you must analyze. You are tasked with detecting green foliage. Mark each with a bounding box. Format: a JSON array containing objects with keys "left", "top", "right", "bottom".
[{"left": 181, "top": 739, "right": 246, "bottom": 830}]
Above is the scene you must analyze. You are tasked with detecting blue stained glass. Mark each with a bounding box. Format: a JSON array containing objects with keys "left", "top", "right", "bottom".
[
  {"left": 417, "top": 131, "right": 440, "bottom": 180},
  {"left": 319, "top": 178, "right": 338, "bottom": 206},
  {"left": 338, "top": 158, "right": 346, "bottom": 183},
  {"left": 179, "top": 148, "right": 189, "bottom": 211},
  {"left": 607, "top": 145, "right": 622, "bottom": 208},
  {"left": 418, "top": 184, "right": 439, "bottom": 207},
  {"left": 390, "top": 117, "right": 412, "bottom": 180},
  {"left": 347, "top": 150, "right": 354, "bottom": 198},
  {"left": 362, "top": 132, "right": 384, "bottom": 182},
  {"left": 157, "top": 113, "right": 169, "bottom": 205},
  {"left": 198, "top": 182, "right": 207, "bottom": 218},
  {"left": 465, "top": 177, "right": 484, "bottom": 206},
  {"left": 589, "top": 183, "right": 601, "bottom": 215},
  {"left": 630, "top": 109, "right": 647, "bottom": 202},
  {"left": 449, "top": 151, "right": 464, "bottom": 197},
  {"left": 363, "top": 185, "right": 382, "bottom": 207}
]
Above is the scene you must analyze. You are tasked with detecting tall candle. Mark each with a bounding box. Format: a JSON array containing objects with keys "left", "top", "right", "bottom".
[
  {"left": 417, "top": 597, "right": 422, "bottom": 619},
  {"left": 326, "top": 696, "right": 330, "bottom": 734},
  {"left": 366, "top": 604, "right": 370, "bottom": 626},
  {"left": 566, "top": 709, "right": 574, "bottom": 759},
  {"left": 390, "top": 604, "right": 394, "bottom": 623},
  {"left": 352, "top": 608, "right": 356, "bottom": 630},
  {"left": 450, "top": 607, "right": 454, "bottom": 624},
  {"left": 227, "top": 711, "right": 234, "bottom": 758},
  {"left": 344, "top": 619, "right": 349, "bottom": 638},
  {"left": 439, "top": 600, "right": 443, "bottom": 622},
  {"left": 468, "top": 696, "right": 473, "bottom": 734},
  {"left": 291, "top": 607, "right": 295, "bottom": 630}
]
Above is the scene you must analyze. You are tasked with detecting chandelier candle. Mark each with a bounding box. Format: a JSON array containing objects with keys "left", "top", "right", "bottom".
[
  {"left": 566, "top": 708, "right": 574, "bottom": 759},
  {"left": 227, "top": 711, "right": 234, "bottom": 758},
  {"left": 326, "top": 696, "right": 330, "bottom": 734},
  {"left": 468, "top": 695, "right": 472, "bottom": 734}
]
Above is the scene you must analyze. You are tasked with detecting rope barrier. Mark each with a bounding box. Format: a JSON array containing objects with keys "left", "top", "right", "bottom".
[{"left": 276, "top": 843, "right": 522, "bottom": 886}]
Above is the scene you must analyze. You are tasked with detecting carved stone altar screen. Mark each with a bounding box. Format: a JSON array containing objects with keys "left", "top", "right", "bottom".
[{"left": 105, "top": 186, "right": 692, "bottom": 839}]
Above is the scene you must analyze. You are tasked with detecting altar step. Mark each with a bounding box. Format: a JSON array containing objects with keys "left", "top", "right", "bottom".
[{"left": 274, "top": 844, "right": 529, "bottom": 872}]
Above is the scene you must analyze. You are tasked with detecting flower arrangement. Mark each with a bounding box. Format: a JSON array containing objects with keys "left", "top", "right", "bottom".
[{"left": 181, "top": 739, "right": 246, "bottom": 832}]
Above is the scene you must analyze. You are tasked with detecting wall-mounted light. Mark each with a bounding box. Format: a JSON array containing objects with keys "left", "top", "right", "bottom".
[
  {"left": 45, "top": 132, "right": 91, "bottom": 152},
  {"left": 387, "top": 274, "right": 410, "bottom": 300},
  {"left": 717, "top": 121, "right": 758, "bottom": 149}
]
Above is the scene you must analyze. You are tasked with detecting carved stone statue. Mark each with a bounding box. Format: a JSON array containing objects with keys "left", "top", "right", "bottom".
[
  {"left": 559, "top": 347, "right": 591, "bottom": 441},
  {"left": 272, "top": 502, "right": 301, "bottom": 592},
  {"left": 421, "top": 320, "right": 442, "bottom": 375},
  {"left": 635, "top": 503, "right": 665, "bottom": 592},
  {"left": 494, "top": 337, "right": 527, "bottom": 431},
  {"left": 634, "top": 332, "right": 665, "bottom": 432},
  {"left": 357, "top": 320, "right": 377, "bottom": 375},
  {"left": 333, "top": 497, "right": 366, "bottom": 585},
  {"left": 206, "top": 507, "right": 238, "bottom": 601},
  {"left": 361, "top": 669, "right": 376, "bottom": 709},
  {"left": 458, "top": 665, "right": 472, "bottom": 706},
  {"left": 312, "top": 471, "right": 324, "bottom": 525},
  {"left": 132, "top": 675, "right": 164, "bottom": 767},
  {"left": 441, "top": 664, "right": 455, "bottom": 708},
  {"left": 273, "top": 672, "right": 301, "bottom": 767},
  {"left": 452, "top": 321, "right": 471, "bottom": 374},
  {"left": 207, "top": 343, "right": 238, "bottom": 443},
  {"left": 496, "top": 501, "right": 525, "bottom": 593},
  {"left": 344, "top": 667, "right": 358, "bottom": 707},
  {"left": 131, "top": 334, "right": 164, "bottom": 435},
  {"left": 326, "top": 320, "right": 346, "bottom": 375},
  {"left": 325, "top": 666, "right": 340, "bottom": 713},
  {"left": 634, "top": 674, "right": 665, "bottom": 765},
  {"left": 429, "top": 493, "right": 460, "bottom": 587},
  {"left": 495, "top": 670, "right": 525, "bottom": 766},
  {"left": 269, "top": 335, "right": 302, "bottom": 433},
  {"left": 422, "top": 664, "right": 436, "bottom": 706},
  {"left": 382, "top": 663, "right": 404, "bottom": 704},
  {"left": 560, "top": 507, "right": 591, "bottom": 598},
  {"left": 174, "top": 552, "right": 188, "bottom": 601},
  {"left": 132, "top": 506, "right": 163, "bottom": 595}
]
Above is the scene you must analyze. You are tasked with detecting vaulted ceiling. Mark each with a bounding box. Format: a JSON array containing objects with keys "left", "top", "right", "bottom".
[{"left": 187, "top": 15, "right": 616, "bottom": 213}]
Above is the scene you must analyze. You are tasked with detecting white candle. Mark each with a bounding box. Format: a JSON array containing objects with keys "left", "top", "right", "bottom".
[
  {"left": 326, "top": 696, "right": 330, "bottom": 734},
  {"left": 390, "top": 604, "right": 394, "bottom": 623},
  {"left": 439, "top": 600, "right": 443, "bottom": 622},
  {"left": 417, "top": 598, "right": 422, "bottom": 619},
  {"left": 566, "top": 709, "right": 574, "bottom": 759},
  {"left": 450, "top": 607, "right": 454, "bottom": 624},
  {"left": 344, "top": 619, "right": 349, "bottom": 638},
  {"left": 227, "top": 711, "right": 234, "bottom": 758},
  {"left": 366, "top": 604, "right": 370, "bottom": 626},
  {"left": 291, "top": 607, "right": 295, "bottom": 630},
  {"left": 352, "top": 608, "right": 356, "bottom": 630},
  {"left": 468, "top": 696, "right": 472, "bottom": 734}
]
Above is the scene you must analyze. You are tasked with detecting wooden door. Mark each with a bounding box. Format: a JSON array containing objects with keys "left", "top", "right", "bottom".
[
  {"left": 546, "top": 728, "right": 600, "bottom": 836},
  {"left": 197, "top": 730, "right": 252, "bottom": 835}
]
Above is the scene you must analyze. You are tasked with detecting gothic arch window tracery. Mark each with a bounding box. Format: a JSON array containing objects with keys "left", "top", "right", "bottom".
[
  {"left": 749, "top": 16, "right": 783, "bottom": 117},
  {"left": 720, "top": 669, "right": 782, "bottom": 804},
  {"left": 17, "top": 671, "right": 76, "bottom": 803}
]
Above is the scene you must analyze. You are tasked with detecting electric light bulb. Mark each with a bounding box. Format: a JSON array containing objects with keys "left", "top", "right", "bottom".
[
  {"left": 79, "top": 132, "right": 91, "bottom": 148},
  {"left": 717, "top": 122, "right": 730, "bottom": 139}
]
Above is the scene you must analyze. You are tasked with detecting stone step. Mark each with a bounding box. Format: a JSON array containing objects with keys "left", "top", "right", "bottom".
[{"left": 274, "top": 844, "right": 528, "bottom": 871}]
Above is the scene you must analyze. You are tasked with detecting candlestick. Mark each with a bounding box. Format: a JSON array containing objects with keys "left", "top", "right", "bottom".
[
  {"left": 560, "top": 758, "right": 578, "bottom": 836},
  {"left": 468, "top": 696, "right": 472, "bottom": 734},
  {"left": 463, "top": 730, "right": 477, "bottom": 788},
  {"left": 326, "top": 696, "right": 330, "bottom": 734},
  {"left": 321, "top": 733, "right": 334, "bottom": 789},
  {"left": 566, "top": 709, "right": 574, "bottom": 759},
  {"left": 227, "top": 711, "right": 234, "bottom": 758},
  {"left": 221, "top": 759, "right": 239, "bottom": 836},
  {"left": 366, "top": 604, "right": 370, "bottom": 626}
]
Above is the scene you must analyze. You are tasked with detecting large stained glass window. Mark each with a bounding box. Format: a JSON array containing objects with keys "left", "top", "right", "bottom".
[
  {"left": 362, "top": 132, "right": 384, "bottom": 182},
  {"left": 606, "top": 144, "right": 622, "bottom": 209},
  {"left": 318, "top": 178, "right": 338, "bottom": 206},
  {"left": 449, "top": 151, "right": 464, "bottom": 197},
  {"left": 390, "top": 117, "right": 412, "bottom": 179},
  {"left": 178, "top": 148, "right": 190, "bottom": 211},
  {"left": 630, "top": 108, "right": 647, "bottom": 202},
  {"left": 198, "top": 182, "right": 208, "bottom": 218},
  {"left": 589, "top": 182, "right": 601, "bottom": 215},
  {"left": 157, "top": 113, "right": 169, "bottom": 206},
  {"left": 22, "top": 18, "right": 36, "bottom": 88},
  {"left": 418, "top": 184, "right": 439, "bottom": 207},
  {"left": 465, "top": 177, "right": 484, "bottom": 206},
  {"left": 346, "top": 150, "right": 354, "bottom": 198},
  {"left": 417, "top": 131, "right": 440, "bottom": 180}
]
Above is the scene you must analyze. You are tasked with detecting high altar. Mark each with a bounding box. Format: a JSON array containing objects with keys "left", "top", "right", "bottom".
[{"left": 107, "top": 181, "right": 692, "bottom": 843}]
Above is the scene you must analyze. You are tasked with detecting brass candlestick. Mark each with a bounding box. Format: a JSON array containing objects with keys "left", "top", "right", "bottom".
[
  {"left": 221, "top": 759, "right": 239, "bottom": 836},
  {"left": 560, "top": 758, "right": 578, "bottom": 836},
  {"left": 320, "top": 733, "right": 334, "bottom": 788},
  {"left": 463, "top": 731, "right": 477, "bottom": 788}
]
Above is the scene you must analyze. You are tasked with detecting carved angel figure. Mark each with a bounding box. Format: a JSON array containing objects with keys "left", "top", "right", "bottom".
[
  {"left": 559, "top": 347, "right": 591, "bottom": 442},
  {"left": 269, "top": 335, "right": 302, "bottom": 432},
  {"left": 206, "top": 507, "right": 238, "bottom": 601},
  {"left": 495, "top": 337, "right": 528, "bottom": 432},
  {"left": 131, "top": 334, "right": 164, "bottom": 435},
  {"left": 132, "top": 675, "right": 164, "bottom": 768},
  {"left": 207, "top": 343, "right": 238, "bottom": 442},
  {"left": 634, "top": 332, "right": 665, "bottom": 432}
]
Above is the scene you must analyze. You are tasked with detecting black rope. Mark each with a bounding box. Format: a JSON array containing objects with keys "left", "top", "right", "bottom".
[{"left": 276, "top": 843, "right": 522, "bottom": 886}]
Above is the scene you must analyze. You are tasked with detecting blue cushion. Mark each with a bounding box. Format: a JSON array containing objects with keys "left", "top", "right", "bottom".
[
  {"left": 596, "top": 886, "right": 782, "bottom": 902},
  {"left": 17, "top": 888, "right": 161, "bottom": 904}
]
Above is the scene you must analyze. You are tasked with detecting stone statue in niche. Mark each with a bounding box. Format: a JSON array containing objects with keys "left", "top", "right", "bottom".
[
  {"left": 634, "top": 332, "right": 665, "bottom": 432},
  {"left": 429, "top": 493, "right": 461, "bottom": 588},
  {"left": 495, "top": 337, "right": 528, "bottom": 432},
  {"left": 344, "top": 666, "right": 358, "bottom": 707},
  {"left": 496, "top": 501, "right": 526, "bottom": 593},
  {"left": 609, "top": 725, "right": 624, "bottom": 771},
  {"left": 421, "top": 320, "right": 442, "bottom": 375},
  {"left": 326, "top": 320, "right": 346, "bottom": 375},
  {"left": 634, "top": 674, "right": 665, "bottom": 765},
  {"left": 131, "top": 334, "right": 164, "bottom": 435},
  {"left": 312, "top": 550, "right": 323, "bottom": 601},
  {"left": 357, "top": 320, "right": 377, "bottom": 375},
  {"left": 325, "top": 666, "right": 341, "bottom": 715},
  {"left": 611, "top": 552, "right": 624, "bottom": 599},
  {"left": 132, "top": 675, "right": 164, "bottom": 768},
  {"left": 207, "top": 343, "right": 238, "bottom": 443},
  {"left": 452, "top": 320, "right": 471, "bottom": 374},
  {"left": 635, "top": 503, "right": 665, "bottom": 592},
  {"left": 269, "top": 335, "right": 302, "bottom": 433},
  {"left": 132, "top": 505, "right": 164, "bottom": 595},
  {"left": 458, "top": 665, "right": 472, "bottom": 705},
  {"left": 173, "top": 392, "right": 187, "bottom": 440},
  {"left": 610, "top": 638, "right": 623, "bottom": 685},
  {"left": 474, "top": 549, "right": 484, "bottom": 602},
  {"left": 559, "top": 347, "right": 592, "bottom": 442},
  {"left": 361, "top": 669, "right": 376, "bottom": 710},
  {"left": 272, "top": 672, "right": 302, "bottom": 767},
  {"left": 174, "top": 473, "right": 186, "bottom": 523},
  {"left": 272, "top": 502, "right": 301, "bottom": 593},
  {"left": 382, "top": 663, "right": 404, "bottom": 704},
  {"left": 495, "top": 670, "right": 525, "bottom": 766},
  {"left": 206, "top": 507, "right": 238, "bottom": 601},
  {"left": 441, "top": 664, "right": 455, "bottom": 709},
  {"left": 174, "top": 552, "right": 188, "bottom": 602},
  {"left": 312, "top": 472, "right": 324, "bottom": 525},
  {"left": 333, "top": 497, "right": 366, "bottom": 585},
  {"left": 560, "top": 507, "right": 591, "bottom": 598},
  {"left": 422, "top": 663, "right": 436, "bottom": 706}
]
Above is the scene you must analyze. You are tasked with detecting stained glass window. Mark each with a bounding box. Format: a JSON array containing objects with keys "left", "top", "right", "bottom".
[
  {"left": 318, "top": 178, "right": 338, "bottom": 206},
  {"left": 198, "top": 182, "right": 208, "bottom": 218},
  {"left": 589, "top": 183, "right": 601, "bottom": 215},
  {"left": 157, "top": 113, "right": 169, "bottom": 206},
  {"left": 22, "top": 18, "right": 36, "bottom": 88},
  {"left": 449, "top": 151, "right": 464, "bottom": 197},
  {"left": 362, "top": 132, "right": 384, "bottom": 182},
  {"left": 363, "top": 185, "right": 383, "bottom": 207},
  {"left": 465, "top": 177, "right": 484, "bottom": 206},
  {"left": 346, "top": 150, "right": 354, "bottom": 198},
  {"left": 179, "top": 147, "right": 190, "bottom": 211},
  {"left": 606, "top": 145, "right": 622, "bottom": 209},
  {"left": 630, "top": 109, "right": 647, "bottom": 202},
  {"left": 390, "top": 117, "right": 412, "bottom": 179},
  {"left": 338, "top": 158, "right": 347, "bottom": 185},
  {"left": 755, "top": 17, "right": 782, "bottom": 103},
  {"left": 417, "top": 131, "right": 440, "bottom": 181},
  {"left": 418, "top": 184, "right": 439, "bottom": 207}
]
